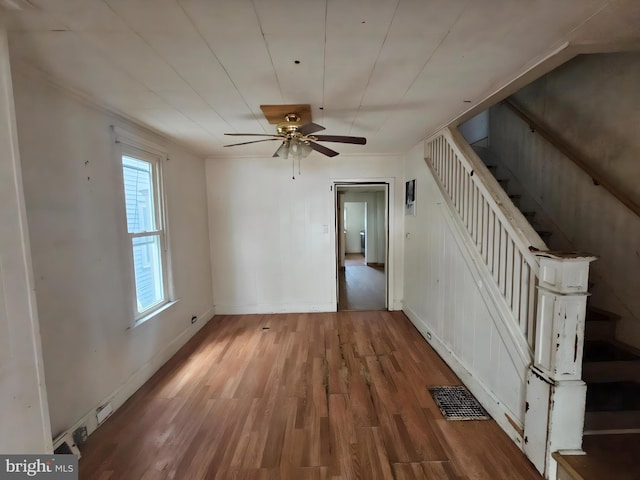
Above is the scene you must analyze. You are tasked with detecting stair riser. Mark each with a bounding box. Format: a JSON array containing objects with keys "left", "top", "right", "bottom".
[
  {"left": 585, "top": 321, "right": 616, "bottom": 342},
  {"left": 583, "top": 361, "right": 640, "bottom": 383},
  {"left": 584, "top": 410, "right": 640, "bottom": 432}
]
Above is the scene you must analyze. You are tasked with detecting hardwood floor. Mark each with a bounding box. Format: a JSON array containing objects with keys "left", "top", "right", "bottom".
[
  {"left": 79, "top": 312, "right": 542, "bottom": 480},
  {"left": 344, "top": 253, "right": 365, "bottom": 266},
  {"left": 338, "top": 259, "right": 386, "bottom": 311}
]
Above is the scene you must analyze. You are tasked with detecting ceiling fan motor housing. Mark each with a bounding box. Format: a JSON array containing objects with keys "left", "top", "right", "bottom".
[{"left": 276, "top": 113, "right": 303, "bottom": 136}]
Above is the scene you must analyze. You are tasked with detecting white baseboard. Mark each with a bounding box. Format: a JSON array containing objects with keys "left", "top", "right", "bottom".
[
  {"left": 215, "top": 302, "right": 404, "bottom": 314},
  {"left": 213, "top": 303, "right": 337, "bottom": 315},
  {"left": 62, "top": 306, "right": 215, "bottom": 442},
  {"left": 403, "top": 305, "right": 525, "bottom": 450}
]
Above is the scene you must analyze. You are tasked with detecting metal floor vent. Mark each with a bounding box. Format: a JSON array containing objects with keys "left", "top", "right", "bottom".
[{"left": 428, "top": 385, "right": 490, "bottom": 420}]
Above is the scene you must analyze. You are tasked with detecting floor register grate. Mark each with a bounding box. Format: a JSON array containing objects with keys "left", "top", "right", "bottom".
[{"left": 428, "top": 385, "right": 490, "bottom": 420}]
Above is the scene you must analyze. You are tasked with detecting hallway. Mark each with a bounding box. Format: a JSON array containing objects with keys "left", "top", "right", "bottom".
[
  {"left": 338, "top": 254, "right": 386, "bottom": 311},
  {"left": 78, "top": 311, "right": 542, "bottom": 479}
]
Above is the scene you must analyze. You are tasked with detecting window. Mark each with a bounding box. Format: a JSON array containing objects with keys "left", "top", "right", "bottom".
[{"left": 117, "top": 139, "right": 169, "bottom": 322}]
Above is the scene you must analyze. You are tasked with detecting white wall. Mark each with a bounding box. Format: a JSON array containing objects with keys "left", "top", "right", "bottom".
[
  {"left": 402, "top": 142, "right": 526, "bottom": 443},
  {"left": 0, "top": 29, "right": 52, "bottom": 454},
  {"left": 12, "top": 70, "right": 214, "bottom": 438},
  {"left": 206, "top": 155, "right": 404, "bottom": 314},
  {"left": 489, "top": 52, "right": 640, "bottom": 347},
  {"left": 344, "top": 202, "right": 365, "bottom": 254}
]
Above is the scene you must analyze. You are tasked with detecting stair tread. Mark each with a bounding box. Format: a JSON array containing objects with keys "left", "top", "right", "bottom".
[{"left": 555, "top": 434, "right": 640, "bottom": 480}]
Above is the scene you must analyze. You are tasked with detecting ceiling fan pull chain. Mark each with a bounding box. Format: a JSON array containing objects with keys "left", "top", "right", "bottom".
[
  {"left": 298, "top": 156, "right": 301, "bottom": 176},
  {"left": 292, "top": 156, "right": 295, "bottom": 180}
]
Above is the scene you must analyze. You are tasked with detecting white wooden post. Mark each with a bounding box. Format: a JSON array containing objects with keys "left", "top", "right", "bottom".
[
  {"left": 523, "top": 251, "right": 597, "bottom": 478},
  {"left": 0, "top": 27, "right": 53, "bottom": 453}
]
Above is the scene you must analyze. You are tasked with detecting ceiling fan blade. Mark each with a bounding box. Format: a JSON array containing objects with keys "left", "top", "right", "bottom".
[
  {"left": 312, "top": 135, "right": 367, "bottom": 145},
  {"left": 224, "top": 138, "right": 282, "bottom": 147},
  {"left": 308, "top": 141, "right": 339, "bottom": 157},
  {"left": 298, "top": 122, "right": 325, "bottom": 136},
  {"left": 224, "top": 133, "right": 282, "bottom": 137}
]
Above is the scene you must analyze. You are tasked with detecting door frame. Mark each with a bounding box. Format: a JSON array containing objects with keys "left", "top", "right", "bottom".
[{"left": 331, "top": 179, "right": 394, "bottom": 310}]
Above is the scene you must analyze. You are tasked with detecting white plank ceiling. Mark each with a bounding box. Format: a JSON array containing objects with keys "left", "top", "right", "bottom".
[{"left": 4, "top": 0, "right": 640, "bottom": 157}]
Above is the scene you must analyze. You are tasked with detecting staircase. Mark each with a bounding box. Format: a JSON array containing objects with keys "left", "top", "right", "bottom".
[
  {"left": 425, "top": 128, "right": 599, "bottom": 478},
  {"left": 472, "top": 143, "right": 640, "bottom": 478},
  {"left": 472, "top": 146, "right": 554, "bottom": 246},
  {"left": 583, "top": 308, "right": 640, "bottom": 433}
]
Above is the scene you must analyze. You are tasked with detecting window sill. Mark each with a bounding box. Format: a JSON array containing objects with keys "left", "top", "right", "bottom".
[{"left": 129, "top": 299, "right": 180, "bottom": 330}]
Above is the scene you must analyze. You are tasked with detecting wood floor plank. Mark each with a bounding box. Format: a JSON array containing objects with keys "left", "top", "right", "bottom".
[
  {"left": 79, "top": 311, "right": 541, "bottom": 480},
  {"left": 421, "top": 461, "right": 463, "bottom": 480},
  {"left": 391, "top": 462, "right": 426, "bottom": 480}
]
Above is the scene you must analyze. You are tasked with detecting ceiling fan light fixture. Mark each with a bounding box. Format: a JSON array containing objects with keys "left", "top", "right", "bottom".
[
  {"left": 276, "top": 138, "right": 312, "bottom": 161},
  {"left": 290, "top": 138, "right": 312, "bottom": 159},
  {"left": 275, "top": 141, "right": 290, "bottom": 159},
  {"left": 300, "top": 141, "right": 312, "bottom": 157}
]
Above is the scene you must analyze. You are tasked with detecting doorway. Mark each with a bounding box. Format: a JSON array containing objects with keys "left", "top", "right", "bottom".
[{"left": 335, "top": 183, "right": 388, "bottom": 311}]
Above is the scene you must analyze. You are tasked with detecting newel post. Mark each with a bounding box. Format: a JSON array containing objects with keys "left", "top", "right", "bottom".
[{"left": 523, "top": 251, "right": 597, "bottom": 478}]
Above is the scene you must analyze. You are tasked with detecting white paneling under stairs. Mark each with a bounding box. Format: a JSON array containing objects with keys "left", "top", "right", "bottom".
[{"left": 405, "top": 127, "right": 596, "bottom": 478}]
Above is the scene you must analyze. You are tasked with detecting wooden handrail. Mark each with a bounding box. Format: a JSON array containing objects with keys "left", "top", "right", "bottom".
[{"left": 503, "top": 99, "right": 640, "bottom": 219}]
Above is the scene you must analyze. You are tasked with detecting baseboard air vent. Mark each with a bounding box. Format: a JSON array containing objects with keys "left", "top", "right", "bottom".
[{"left": 96, "top": 402, "right": 113, "bottom": 425}]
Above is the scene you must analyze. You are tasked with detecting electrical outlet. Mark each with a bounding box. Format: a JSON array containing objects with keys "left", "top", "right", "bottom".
[{"left": 191, "top": 315, "right": 197, "bottom": 324}]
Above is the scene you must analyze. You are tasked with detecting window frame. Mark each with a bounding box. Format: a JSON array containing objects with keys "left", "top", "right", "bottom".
[{"left": 113, "top": 127, "right": 173, "bottom": 325}]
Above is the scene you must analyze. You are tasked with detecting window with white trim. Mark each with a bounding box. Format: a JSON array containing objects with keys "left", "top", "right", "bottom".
[{"left": 118, "top": 143, "right": 169, "bottom": 321}]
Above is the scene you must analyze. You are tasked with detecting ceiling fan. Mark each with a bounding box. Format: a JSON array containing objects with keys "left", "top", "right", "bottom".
[{"left": 223, "top": 104, "right": 366, "bottom": 158}]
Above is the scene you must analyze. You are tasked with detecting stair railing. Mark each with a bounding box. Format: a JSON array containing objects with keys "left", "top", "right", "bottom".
[
  {"left": 425, "top": 127, "right": 547, "bottom": 350},
  {"left": 425, "top": 126, "right": 598, "bottom": 477}
]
